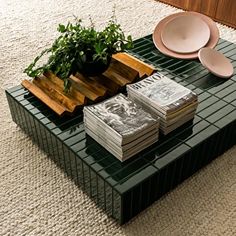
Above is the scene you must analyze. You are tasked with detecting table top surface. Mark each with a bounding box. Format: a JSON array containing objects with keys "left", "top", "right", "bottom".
[{"left": 7, "top": 36, "right": 236, "bottom": 195}]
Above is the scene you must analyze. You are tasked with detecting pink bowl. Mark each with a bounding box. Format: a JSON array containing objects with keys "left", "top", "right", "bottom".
[{"left": 198, "top": 48, "right": 234, "bottom": 78}]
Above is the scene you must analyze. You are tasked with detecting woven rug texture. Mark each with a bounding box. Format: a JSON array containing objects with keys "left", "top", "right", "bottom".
[{"left": 0, "top": 0, "right": 236, "bottom": 235}]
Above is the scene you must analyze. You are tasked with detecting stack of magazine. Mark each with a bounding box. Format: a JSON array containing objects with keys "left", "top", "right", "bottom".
[
  {"left": 83, "top": 93, "right": 159, "bottom": 162},
  {"left": 127, "top": 72, "right": 198, "bottom": 135}
]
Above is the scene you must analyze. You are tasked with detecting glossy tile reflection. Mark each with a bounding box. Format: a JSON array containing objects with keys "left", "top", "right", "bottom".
[{"left": 5, "top": 36, "right": 236, "bottom": 225}]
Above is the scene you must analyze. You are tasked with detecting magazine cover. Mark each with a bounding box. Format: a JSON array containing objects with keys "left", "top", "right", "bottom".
[
  {"left": 127, "top": 72, "right": 197, "bottom": 112},
  {"left": 84, "top": 94, "right": 158, "bottom": 138}
]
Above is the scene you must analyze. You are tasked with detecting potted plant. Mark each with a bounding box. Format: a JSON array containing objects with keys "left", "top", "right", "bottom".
[{"left": 24, "top": 16, "right": 133, "bottom": 92}]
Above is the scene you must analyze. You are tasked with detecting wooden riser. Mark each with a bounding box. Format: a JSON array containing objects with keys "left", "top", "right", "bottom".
[{"left": 21, "top": 53, "right": 155, "bottom": 116}]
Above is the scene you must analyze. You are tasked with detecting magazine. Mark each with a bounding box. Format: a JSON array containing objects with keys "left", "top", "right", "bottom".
[
  {"left": 128, "top": 93, "right": 198, "bottom": 123},
  {"left": 127, "top": 72, "right": 197, "bottom": 114},
  {"left": 83, "top": 93, "right": 159, "bottom": 143},
  {"left": 84, "top": 114, "right": 158, "bottom": 146},
  {"left": 85, "top": 126, "right": 158, "bottom": 161}
]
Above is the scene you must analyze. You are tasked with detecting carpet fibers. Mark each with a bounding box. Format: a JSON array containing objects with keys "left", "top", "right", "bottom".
[{"left": 0, "top": 0, "right": 236, "bottom": 235}]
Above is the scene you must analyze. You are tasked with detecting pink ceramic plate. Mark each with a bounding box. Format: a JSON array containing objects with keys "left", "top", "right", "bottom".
[
  {"left": 198, "top": 48, "right": 234, "bottom": 78},
  {"left": 161, "top": 15, "right": 210, "bottom": 54},
  {"left": 153, "top": 12, "right": 219, "bottom": 59}
]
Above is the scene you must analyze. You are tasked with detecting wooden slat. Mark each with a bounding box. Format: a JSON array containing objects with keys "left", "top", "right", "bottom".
[
  {"left": 33, "top": 76, "right": 78, "bottom": 112},
  {"left": 69, "top": 75, "right": 103, "bottom": 102},
  {"left": 75, "top": 72, "right": 107, "bottom": 96},
  {"left": 22, "top": 53, "right": 155, "bottom": 116},
  {"left": 157, "top": 0, "right": 188, "bottom": 10},
  {"left": 186, "top": 0, "right": 201, "bottom": 12},
  {"left": 91, "top": 74, "right": 120, "bottom": 95},
  {"left": 200, "top": 0, "right": 218, "bottom": 18},
  {"left": 158, "top": 0, "right": 236, "bottom": 28},
  {"left": 21, "top": 80, "right": 66, "bottom": 116},
  {"left": 44, "top": 71, "right": 86, "bottom": 104},
  {"left": 112, "top": 53, "right": 155, "bottom": 77},
  {"left": 103, "top": 69, "right": 131, "bottom": 86},
  {"left": 108, "top": 57, "right": 139, "bottom": 82},
  {"left": 215, "top": 0, "right": 236, "bottom": 27}
]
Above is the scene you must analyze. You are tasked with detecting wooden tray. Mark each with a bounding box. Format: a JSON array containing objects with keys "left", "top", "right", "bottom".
[{"left": 21, "top": 53, "right": 155, "bottom": 116}]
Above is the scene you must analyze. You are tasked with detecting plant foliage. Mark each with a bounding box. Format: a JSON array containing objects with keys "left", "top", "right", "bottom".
[{"left": 24, "top": 16, "right": 133, "bottom": 92}]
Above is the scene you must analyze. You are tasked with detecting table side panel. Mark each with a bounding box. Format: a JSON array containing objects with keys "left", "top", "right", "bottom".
[{"left": 5, "top": 36, "right": 236, "bottom": 224}]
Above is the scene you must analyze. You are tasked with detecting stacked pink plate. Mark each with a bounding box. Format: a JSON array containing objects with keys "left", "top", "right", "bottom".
[{"left": 153, "top": 12, "right": 234, "bottom": 78}]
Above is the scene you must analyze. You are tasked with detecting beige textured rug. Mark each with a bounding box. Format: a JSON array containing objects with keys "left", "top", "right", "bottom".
[{"left": 0, "top": 0, "right": 236, "bottom": 235}]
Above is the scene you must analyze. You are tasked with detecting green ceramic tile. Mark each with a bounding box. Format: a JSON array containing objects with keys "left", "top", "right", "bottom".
[
  {"left": 196, "top": 96, "right": 219, "bottom": 113},
  {"left": 6, "top": 85, "right": 23, "bottom": 93},
  {"left": 193, "top": 73, "right": 226, "bottom": 90},
  {"left": 230, "top": 54, "right": 236, "bottom": 60},
  {"left": 214, "top": 110, "right": 236, "bottom": 129},
  {"left": 206, "top": 104, "right": 235, "bottom": 124},
  {"left": 90, "top": 168, "right": 98, "bottom": 201},
  {"left": 113, "top": 189, "right": 121, "bottom": 221},
  {"left": 175, "top": 119, "right": 211, "bottom": 143},
  {"left": 58, "top": 124, "right": 84, "bottom": 141},
  {"left": 104, "top": 182, "right": 113, "bottom": 216},
  {"left": 83, "top": 162, "right": 91, "bottom": 194},
  {"left": 11, "top": 88, "right": 27, "bottom": 98},
  {"left": 185, "top": 125, "right": 219, "bottom": 147},
  {"left": 223, "top": 91, "right": 236, "bottom": 103},
  {"left": 197, "top": 100, "right": 227, "bottom": 118},
  {"left": 97, "top": 175, "right": 105, "bottom": 210},
  {"left": 113, "top": 165, "right": 157, "bottom": 194},
  {"left": 215, "top": 40, "right": 231, "bottom": 50},
  {"left": 62, "top": 143, "right": 72, "bottom": 177},
  {"left": 64, "top": 131, "right": 86, "bottom": 147},
  {"left": 142, "top": 137, "right": 186, "bottom": 163},
  {"left": 5, "top": 36, "right": 236, "bottom": 225},
  {"left": 197, "top": 92, "right": 212, "bottom": 103},
  {"left": 90, "top": 153, "right": 118, "bottom": 174},
  {"left": 215, "top": 83, "right": 236, "bottom": 99},
  {"left": 218, "top": 43, "right": 236, "bottom": 54},
  {"left": 225, "top": 47, "right": 236, "bottom": 57},
  {"left": 153, "top": 144, "right": 189, "bottom": 169}
]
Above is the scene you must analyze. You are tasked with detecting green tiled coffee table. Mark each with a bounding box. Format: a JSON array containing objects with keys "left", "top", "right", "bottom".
[{"left": 6, "top": 35, "right": 236, "bottom": 224}]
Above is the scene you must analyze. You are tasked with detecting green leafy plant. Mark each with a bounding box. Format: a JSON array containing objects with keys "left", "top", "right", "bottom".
[{"left": 24, "top": 16, "right": 133, "bottom": 92}]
